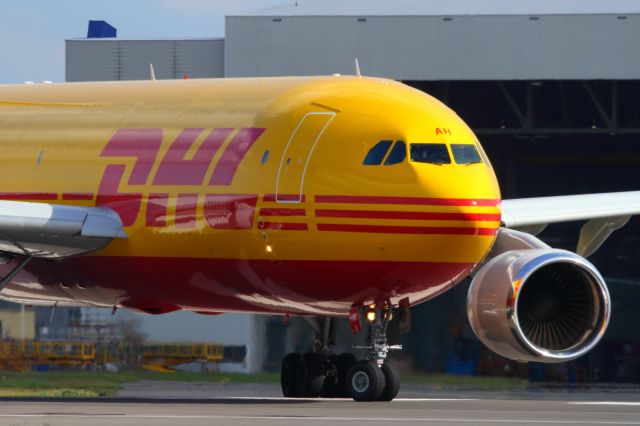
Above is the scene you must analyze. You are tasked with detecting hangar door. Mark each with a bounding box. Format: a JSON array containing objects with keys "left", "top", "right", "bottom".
[{"left": 275, "top": 112, "right": 335, "bottom": 203}]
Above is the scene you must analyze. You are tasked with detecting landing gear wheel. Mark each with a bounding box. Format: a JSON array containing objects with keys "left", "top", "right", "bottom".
[
  {"left": 346, "top": 360, "right": 385, "bottom": 401},
  {"left": 281, "top": 353, "right": 302, "bottom": 397},
  {"left": 296, "top": 352, "right": 325, "bottom": 397},
  {"left": 378, "top": 362, "right": 401, "bottom": 401}
]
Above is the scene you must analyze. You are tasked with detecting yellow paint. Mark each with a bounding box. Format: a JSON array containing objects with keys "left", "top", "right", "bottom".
[{"left": 0, "top": 76, "right": 501, "bottom": 265}]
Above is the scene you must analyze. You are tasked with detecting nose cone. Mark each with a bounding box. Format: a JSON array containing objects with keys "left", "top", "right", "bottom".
[{"left": 412, "top": 153, "right": 501, "bottom": 207}]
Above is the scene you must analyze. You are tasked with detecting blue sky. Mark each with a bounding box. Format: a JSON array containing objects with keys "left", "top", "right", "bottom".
[{"left": 0, "top": 0, "right": 285, "bottom": 84}]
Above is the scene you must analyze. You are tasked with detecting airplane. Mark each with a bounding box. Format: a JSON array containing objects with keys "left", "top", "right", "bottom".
[{"left": 0, "top": 74, "right": 639, "bottom": 401}]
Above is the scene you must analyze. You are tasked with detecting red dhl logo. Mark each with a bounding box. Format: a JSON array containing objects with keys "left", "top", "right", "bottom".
[{"left": 97, "top": 127, "right": 265, "bottom": 226}]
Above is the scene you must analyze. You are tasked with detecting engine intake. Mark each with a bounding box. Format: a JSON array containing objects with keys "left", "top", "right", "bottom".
[{"left": 467, "top": 249, "right": 610, "bottom": 362}]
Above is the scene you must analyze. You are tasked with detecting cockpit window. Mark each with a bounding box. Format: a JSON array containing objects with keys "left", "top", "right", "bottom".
[
  {"left": 410, "top": 143, "right": 451, "bottom": 164},
  {"left": 363, "top": 140, "right": 392, "bottom": 165},
  {"left": 451, "top": 144, "right": 483, "bottom": 165},
  {"left": 384, "top": 141, "right": 407, "bottom": 165}
]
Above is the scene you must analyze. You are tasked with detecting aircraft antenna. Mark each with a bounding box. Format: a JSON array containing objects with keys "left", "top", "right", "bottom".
[
  {"left": 355, "top": 58, "right": 362, "bottom": 78},
  {"left": 150, "top": 63, "right": 157, "bottom": 82}
]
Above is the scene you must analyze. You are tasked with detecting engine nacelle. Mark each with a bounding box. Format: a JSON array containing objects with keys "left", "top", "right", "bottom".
[{"left": 467, "top": 249, "right": 610, "bottom": 363}]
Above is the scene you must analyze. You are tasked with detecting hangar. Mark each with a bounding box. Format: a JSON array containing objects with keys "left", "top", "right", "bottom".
[{"left": 65, "top": 0, "right": 640, "bottom": 381}]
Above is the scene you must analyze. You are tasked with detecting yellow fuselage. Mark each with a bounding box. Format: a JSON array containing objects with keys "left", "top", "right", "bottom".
[{"left": 0, "top": 76, "right": 500, "bottom": 315}]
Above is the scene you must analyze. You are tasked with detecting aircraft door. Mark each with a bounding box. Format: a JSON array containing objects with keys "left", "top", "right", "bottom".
[{"left": 275, "top": 112, "right": 335, "bottom": 203}]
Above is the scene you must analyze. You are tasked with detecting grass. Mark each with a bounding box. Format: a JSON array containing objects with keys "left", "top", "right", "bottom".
[
  {"left": 0, "top": 370, "right": 279, "bottom": 397},
  {"left": 0, "top": 370, "right": 528, "bottom": 397},
  {"left": 403, "top": 372, "right": 529, "bottom": 389}
]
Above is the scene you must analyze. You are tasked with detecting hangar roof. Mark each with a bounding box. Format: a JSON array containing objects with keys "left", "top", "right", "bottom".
[{"left": 238, "top": 0, "right": 640, "bottom": 16}]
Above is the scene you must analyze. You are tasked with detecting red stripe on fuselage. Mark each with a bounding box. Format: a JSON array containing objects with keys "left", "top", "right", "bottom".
[
  {"left": 260, "top": 208, "right": 306, "bottom": 217},
  {"left": 315, "top": 195, "right": 500, "bottom": 207},
  {"left": 316, "top": 209, "right": 500, "bottom": 221},
  {"left": 261, "top": 222, "right": 309, "bottom": 231},
  {"left": 263, "top": 194, "right": 306, "bottom": 203},
  {"left": 317, "top": 223, "right": 498, "bottom": 236},
  {"left": 0, "top": 193, "right": 58, "bottom": 201}
]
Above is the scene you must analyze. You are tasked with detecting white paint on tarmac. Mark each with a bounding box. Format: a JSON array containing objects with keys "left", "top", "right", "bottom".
[
  {"left": 226, "top": 397, "right": 479, "bottom": 402},
  {"left": 0, "top": 414, "right": 638, "bottom": 424},
  {"left": 569, "top": 402, "right": 640, "bottom": 406}
]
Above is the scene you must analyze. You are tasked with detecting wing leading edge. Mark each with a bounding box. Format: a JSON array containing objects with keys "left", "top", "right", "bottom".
[
  {"left": 501, "top": 191, "right": 640, "bottom": 257},
  {"left": 0, "top": 200, "right": 127, "bottom": 259}
]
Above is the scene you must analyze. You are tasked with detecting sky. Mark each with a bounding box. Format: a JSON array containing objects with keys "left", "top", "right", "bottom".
[{"left": 0, "top": 0, "right": 286, "bottom": 84}]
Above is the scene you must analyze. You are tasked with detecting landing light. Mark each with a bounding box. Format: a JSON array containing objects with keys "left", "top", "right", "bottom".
[
  {"left": 266, "top": 245, "right": 273, "bottom": 253},
  {"left": 366, "top": 310, "right": 376, "bottom": 322}
]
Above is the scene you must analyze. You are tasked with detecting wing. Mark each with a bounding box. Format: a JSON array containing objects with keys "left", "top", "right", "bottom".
[
  {"left": 0, "top": 200, "right": 126, "bottom": 259},
  {"left": 500, "top": 191, "right": 640, "bottom": 257}
]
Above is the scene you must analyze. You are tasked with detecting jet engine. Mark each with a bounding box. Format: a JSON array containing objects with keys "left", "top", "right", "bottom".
[{"left": 467, "top": 249, "right": 610, "bottom": 362}]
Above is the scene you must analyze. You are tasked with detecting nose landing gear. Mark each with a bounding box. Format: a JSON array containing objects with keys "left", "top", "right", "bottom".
[
  {"left": 347, "top": 303, "right": 402, "bottom": 401},
  {"left": 280, "top": 302, "right": 405, "bottom": 402}
]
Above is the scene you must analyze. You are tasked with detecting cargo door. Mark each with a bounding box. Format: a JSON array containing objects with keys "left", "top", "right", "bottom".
[{"left": 275, "top": 112, "right": 335, "bottom": 203}]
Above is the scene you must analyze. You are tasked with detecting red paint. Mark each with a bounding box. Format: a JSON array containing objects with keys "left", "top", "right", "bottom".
[
  {"left": 12, "top": 257, "right": 475, "bottom": 315},
  {"left": 317, "top": 223, "right": 498, "bottom": 236},
  {"left": 349, "top": 305, "right": 362, "bottom": 333},
  {"left": 262, "top": 222, "right": 308, "bottom": 231},
  {"left": 315, "top": 195, "right": 500, "bottom": 207},
  {"left": 153, "top": 128, "right": 232, "bottom": 185},
  {"left": 100, "top": 129, "right": 163, "bottom": 185},
  {"left": 175, "top": 193, "right": 198, "bottom": 228},
  {"left": 263, "top": 194, "right": 306, "bottom": 203},
  {"left": 62, "top": 193, "right": 94, "bottom": 201},
  {"left": 95, "top": 165, "right": 142, "bottom": 226},
  {"left": 0, "top": 193, "right": 58, "bottom": 201},
  {"left": 436, "top": 128, "right": 452, "bottom": 136},
  {"left": 146, "top": 193, "right": 169, "bottom": 227},
  {"left": 260, "top": 208, "right": 306, "bottom": 217},
  {"left": 209, "top": 128, "right": 266, "bottom": 186},
  {"left": 316, "top": 209, "right": 501, "bottom": 221},
  {"left": 120, "top": 297, "right": 181, "bottom": 315},
  {"left": 203, "top": 194, "right": 258, "bottom": 229}
]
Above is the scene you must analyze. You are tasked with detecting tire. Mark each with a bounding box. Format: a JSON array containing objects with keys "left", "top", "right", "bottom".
[
  {"left": 378, "top": 362, "right": 401, "bottom": 401},
  {"left": 296, "top": 352, "right": 325, "bottom": 397},
  {"left": 334, "top": 353, "right": 357, "bottom": 397},
  {"left": 346, "top": 360, "right": 385, "bottom": 402},
  {"left": 281, "top": 353, "right": 301, "bottom": 397},
  {"left": 321, "top": 354, "right": 339, "bottom": 398}
]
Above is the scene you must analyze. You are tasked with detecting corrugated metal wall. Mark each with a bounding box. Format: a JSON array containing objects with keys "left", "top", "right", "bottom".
[
  {"left": 225, "top": 15, "right": 640, "bottom": 80},
  {"left": 66, "top": 39, "right": 225, "bottom": 82}
]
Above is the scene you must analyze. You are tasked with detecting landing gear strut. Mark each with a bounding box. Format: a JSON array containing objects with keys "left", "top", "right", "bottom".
[
  {"left": 280, "top": 302, "right": 405, "bottom": 401},
  {"left": 348, "top": 303, "right": 402, "bottom": 401}
]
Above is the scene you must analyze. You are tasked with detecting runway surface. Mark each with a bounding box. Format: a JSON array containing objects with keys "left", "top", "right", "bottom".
[{"left": 0, "top": 383, "right": 639, "bottom": 425}]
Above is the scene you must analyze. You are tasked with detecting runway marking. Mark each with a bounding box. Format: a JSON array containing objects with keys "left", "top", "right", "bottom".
[
  {"left": 569, "top": 402, "right": 640, "bottom": 406},
  {"left": 0, "top": 415, "right": 638, "bottom": 424},
  {"left": 226, "top": 397, "right": 479, "bottom": 402}
]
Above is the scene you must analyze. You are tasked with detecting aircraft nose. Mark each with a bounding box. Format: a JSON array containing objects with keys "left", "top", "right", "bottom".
[{"left": 411, "top": 162, "right": 502, "bottom": 238}]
